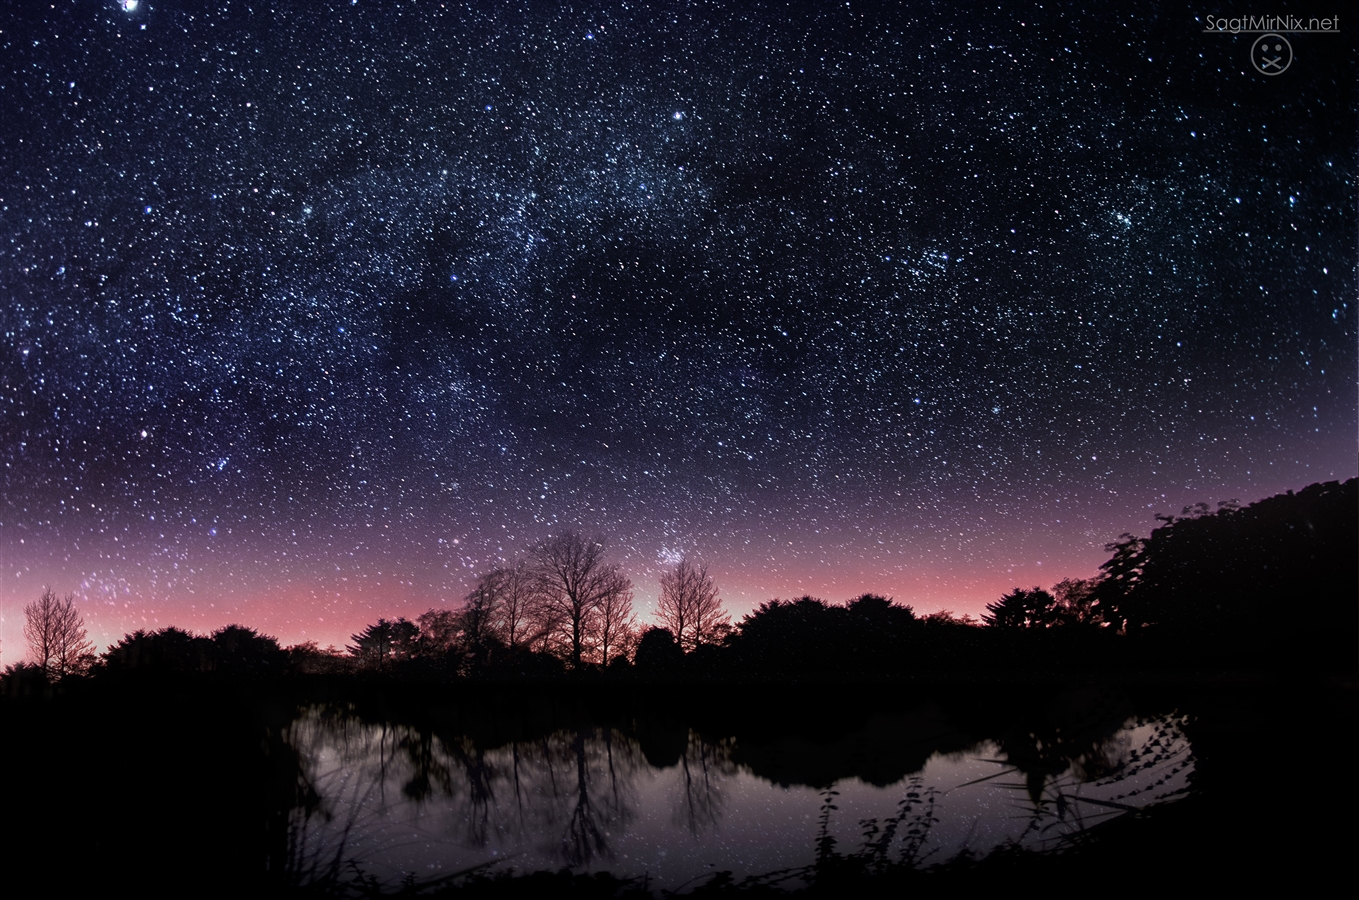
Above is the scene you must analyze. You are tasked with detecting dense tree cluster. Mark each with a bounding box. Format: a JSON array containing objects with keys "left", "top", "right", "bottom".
[
  {"left": 334, "top": 531, "right": 644, "bottom": 676},
  {"left": 313, "top": 477, "right": 1359, "bottom": 677},
  {"left": 977, "top": 479, "right": 1357, "bottom": 668},
  {"left": 325, "top": 537, "right": 737, "bottom": 676},
  {"left": 982, "top": 580, "right": 1099, "bottom": 630},
  {"left": 723, "top": 594, "right": 926, "bottom": 677},
  {"left": 100, "top": 625, "right": 286, "bottom": 678}
]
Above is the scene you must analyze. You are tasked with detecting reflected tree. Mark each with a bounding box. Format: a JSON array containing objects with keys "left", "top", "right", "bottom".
[
  {"left": 399, "top": 731, "right": 455, "bottom": 806},
  {"left": 971, "top": 691, "right": 1194, "bottom": 847},
  {"left": 283, "top": 698, "right": 1197, "bottom": 892},
  {"left": 441, "top": 735, "right": 499, "bottom": 847},
  {"left": 600, "top": 728, "right": 641, "bottom": 833},
  {"left": 815, "top": 789, "right": 840, "bottom": 869},
  {"left": 560, "top": 729, "right": 609, "bottom": 866},
  {"left": 674, "top": 732, "right": 734, "bottom": 837},
  {"left": 287, "top": 710, "right": 647, "bottom": 878}
]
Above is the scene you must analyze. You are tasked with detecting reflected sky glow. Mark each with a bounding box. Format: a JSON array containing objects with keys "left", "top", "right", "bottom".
[{"left": 286, "top": 708, "right": 1193, "bottom": 889}]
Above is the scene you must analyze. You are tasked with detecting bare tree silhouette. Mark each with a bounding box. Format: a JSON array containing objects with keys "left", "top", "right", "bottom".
[
  {"left": 493, "top": 560, "right": 540, "bottom": 649},
  {"left": 460, "top": 573, "right": 503, "bottom": 648},
  {"left": 593, "top": 572, "right": 637, "bottom": 667},
  {"left": 657, "top": 559, "right": 730, "bottom": 652},
  {"left": 24, "top": 587, "right": 95, "bottom": 679},
  {"left": 530, "top": 532, "right": 631, "bottom": 668}
]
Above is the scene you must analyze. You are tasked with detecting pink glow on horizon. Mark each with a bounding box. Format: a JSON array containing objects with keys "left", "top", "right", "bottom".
[
  {"left": 2, "top": 553, "right": 1106, "bottom": 659},
  {"left": 2, "top": 472, "right": 1346, "bottom": 660}
]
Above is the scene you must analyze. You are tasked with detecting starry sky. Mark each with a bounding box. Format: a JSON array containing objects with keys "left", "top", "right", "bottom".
[{"left": 1, "top": 1, "right": 1353, "bottom": 656}]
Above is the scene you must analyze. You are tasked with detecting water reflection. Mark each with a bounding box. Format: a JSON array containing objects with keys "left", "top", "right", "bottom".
[
  {"left": 675, "top": 732, "right": 735, "bottom": 838},
  {"left": 286, "top": 703, "right": 1192, "bottom": 890}
]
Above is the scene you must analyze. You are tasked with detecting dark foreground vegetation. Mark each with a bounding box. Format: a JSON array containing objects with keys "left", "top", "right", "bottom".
[{"left": 0, "top": 480, "right": 1353, "bottom": 895}]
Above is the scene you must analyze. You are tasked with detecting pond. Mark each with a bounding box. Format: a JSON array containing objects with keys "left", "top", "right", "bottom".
[{"left": 284, "top": 691, "right": 1193, "bottom": 891}]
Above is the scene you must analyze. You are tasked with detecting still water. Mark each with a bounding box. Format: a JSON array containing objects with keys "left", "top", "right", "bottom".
[{"left": 285, "top": 699, "right": 1193, "bottom": 890}]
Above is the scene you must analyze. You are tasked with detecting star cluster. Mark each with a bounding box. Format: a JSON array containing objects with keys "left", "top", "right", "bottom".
[{"left": 1, "top": 2, "right": 1353, "bottom": 650}]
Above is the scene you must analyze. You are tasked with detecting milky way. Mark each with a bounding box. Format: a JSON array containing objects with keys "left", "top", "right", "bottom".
[{"left": 1, "top": 2, "right": 1353, "bottom": 651}]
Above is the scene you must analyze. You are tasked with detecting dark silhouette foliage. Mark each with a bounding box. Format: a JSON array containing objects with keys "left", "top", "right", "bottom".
[
  {"left": 209, "top": 625, "right": 285, "bottom": 676},
  {"left": 1049, "top": 578, "right": 1102, "bottom": 627},
  {"left": 633, "top": 627, "right": 684, "bottom": 674},
  {"left": 96, "top": 625, "right": 285, "bottom": 679},
  {"left": 1, "top": 484, "right": 1352, "bottom": 896},
  {"left": 983, "top": 588, "right": 1057, "bottom": 629},
  {"left": 486, "top": 642, "right": 567, "bottom": 679},
  {"left": 0, "top": 662, "right": 50, "bottom": 697},
  {"left": 286, "top": 641, "right": 352, "bottom": 675},
  {"left": 348, "top": 618, "right": 419, "bottom": 671},
  {"left": 52, "top": 479, "right": 1359, "bottom": 691},
  {"left": 1090, "top": 478, "right": 1357, "bottom": 669},
  {"left": 847, "top": 593, "right": 916, "bottom": 627},
  {"left": 727, "top": 595, "right": 921, "bottom": 678},
  {"left": 100, "top": 627, "right": 217, "bottom": 676}
]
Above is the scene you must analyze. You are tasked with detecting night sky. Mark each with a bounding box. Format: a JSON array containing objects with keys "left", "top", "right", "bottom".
[{"left": 1, "top": 1, "right": 1353, "bottom": 655}]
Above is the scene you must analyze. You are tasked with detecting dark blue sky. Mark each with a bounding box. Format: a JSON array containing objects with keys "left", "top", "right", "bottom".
[{"left": 0, "top": 1, "right": 1353, "bottom": 651}]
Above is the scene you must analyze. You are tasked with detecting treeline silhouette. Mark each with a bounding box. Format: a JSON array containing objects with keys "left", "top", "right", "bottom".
[{"left": 4, "top": 479, "right": 1353, "bottom": 698}]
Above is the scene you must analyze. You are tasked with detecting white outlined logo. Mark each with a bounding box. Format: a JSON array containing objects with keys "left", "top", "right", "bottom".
[{"left": 1250, "top": 34, "right": 1293, "bottom": 74}]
